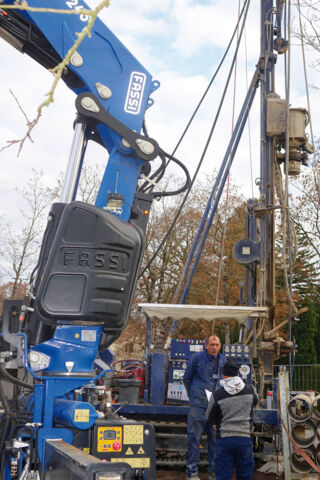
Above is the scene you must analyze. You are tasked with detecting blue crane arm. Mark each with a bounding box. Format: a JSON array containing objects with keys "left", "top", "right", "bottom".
[{"left": 0, "top": 0, "right": 159, "bottom": 220}]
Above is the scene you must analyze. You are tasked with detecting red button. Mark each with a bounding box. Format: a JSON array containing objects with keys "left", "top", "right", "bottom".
[{"left": 113, "top": 441, "right": 121, "bottom": 451}]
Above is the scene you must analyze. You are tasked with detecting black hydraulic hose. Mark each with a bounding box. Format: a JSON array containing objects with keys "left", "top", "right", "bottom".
[
  {"left": 0, "top": 364, "right": 34, "bottom": 391},
  {"left": 139, "top": 0, "right": 251, "bottom": 278},
  {"left": 0, "top": 416, "right": 10, "bottom": 477},
  {"left": 0, "top": 379, "right": 10, "bottom": 468},
  {"left": 150, "top": 149, "right": 191, "bottom": 198},
  {"left": 138, "top": 149, "right": 167, "bottom": 193},
  {"left": 0, "top": 378, "right": 9, "bottom": 414}
]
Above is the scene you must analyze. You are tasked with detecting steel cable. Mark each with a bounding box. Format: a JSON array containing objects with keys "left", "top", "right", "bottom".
[{"left": 139, "top": 0, "right": 250, "bottom": 278}]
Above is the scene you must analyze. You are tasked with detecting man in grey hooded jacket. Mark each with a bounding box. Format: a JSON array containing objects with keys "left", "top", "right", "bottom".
[{"left": 206, "top": 358, "right": 258, "bottom": 480}]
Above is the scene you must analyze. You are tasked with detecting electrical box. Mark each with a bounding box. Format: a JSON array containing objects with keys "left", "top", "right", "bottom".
[
  {"left": 167, "top": 339, "right": 205, "bottom": 404},
  {"left": 170, "top": 338, "right": 205, "bottom": 358},
  {"left": 224, "top": 344, "right": 252, "bottom": 383},
  {"left": 92, "top": 419, "right": 156, "bottom": 479},
  {"left": 266, "top": 94, "right": 286, "bottom": 136}
]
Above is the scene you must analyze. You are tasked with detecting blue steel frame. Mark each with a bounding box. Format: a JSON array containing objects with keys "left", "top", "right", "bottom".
[
  {"left": 16, "top": 331, "right": 111, "bottom": 462},
  {"left": 115, "top": 404, "right": 279, "bottom": 426},
  {"left": 259, "top": 0, "right": 276, "bottom": 330},
  {"left": 2, "top": 3, "right": 157, "bottom": 472}
]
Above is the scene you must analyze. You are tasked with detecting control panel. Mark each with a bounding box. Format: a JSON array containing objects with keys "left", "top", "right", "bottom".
[
  {"left": 170, "top": 338, "right": 205, "bottom": 359},
  {"left": 223, "top": 344, "right": 252, "bottom": 383},
  {"left": 92, "top": 420, "right": 156, "bottom": 479},
  {"left": 96, "top": 425, "right": 122, "bottom": 453},
  {"left": 167, "top": 339, "right": 205, "bottom": 404},
  {"left": 168, "top": 359, "right": 188, "bottom": 383}
]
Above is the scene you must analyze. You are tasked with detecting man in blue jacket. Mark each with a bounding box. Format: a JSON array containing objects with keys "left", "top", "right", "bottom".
[{"left": 183, "top": 335, "right": 226, "bottom": 480}]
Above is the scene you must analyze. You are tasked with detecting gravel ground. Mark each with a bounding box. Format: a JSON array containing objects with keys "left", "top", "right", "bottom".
[
  {"left": 156, "top": 464, "right": 282, "bottom": 480},
  {"left": 156, "top": 470, "right": 279, "bottom": 479}
]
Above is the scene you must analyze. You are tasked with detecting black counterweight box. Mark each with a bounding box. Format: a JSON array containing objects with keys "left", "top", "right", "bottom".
[{"left": 34, "top": 201, "right": 144, "bottom": 333}]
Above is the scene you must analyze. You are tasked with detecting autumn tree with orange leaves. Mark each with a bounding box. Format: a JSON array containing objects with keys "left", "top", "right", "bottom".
[{"left": 115, "top": 176, "right": 248, "bottom": 355}]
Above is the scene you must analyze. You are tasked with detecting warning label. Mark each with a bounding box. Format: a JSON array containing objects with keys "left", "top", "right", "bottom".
[
  {"left": 74, "top": 409, "right": 89, "bottom": 423},
  {"left": 124, "top": 424, "right": 144, "bottom": 444},
  {"left": 111, "top": 458, "right": 150, "bottom": 468}
]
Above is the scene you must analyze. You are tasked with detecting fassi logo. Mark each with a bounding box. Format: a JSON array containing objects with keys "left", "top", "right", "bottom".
[
  {"left": 63, "top": 249, "right": 128, "bottom": 272},
  {"left": 124, "top": 72, "right": 146, "bottom": 115}
]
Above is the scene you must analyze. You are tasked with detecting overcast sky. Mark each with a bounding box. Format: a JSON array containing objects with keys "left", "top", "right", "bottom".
[{"left": 0, "top": 0, "right": 319, "bottom": 231}]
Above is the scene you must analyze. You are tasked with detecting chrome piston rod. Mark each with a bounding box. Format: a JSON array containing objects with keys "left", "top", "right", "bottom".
[{"left": 60, "top": 122, "right": 87, "bottom": 203}]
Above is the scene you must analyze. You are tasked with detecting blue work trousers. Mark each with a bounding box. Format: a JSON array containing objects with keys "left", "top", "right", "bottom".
[
  {"left": 186, "top": 405, "right": 215, "bottom": 477},
  {"left": 214, "top": 436, "right": 254, "bottom": 480}
]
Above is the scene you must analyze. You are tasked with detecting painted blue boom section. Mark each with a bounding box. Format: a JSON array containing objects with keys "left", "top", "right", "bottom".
[{"left": 5, "top": 0, "right": 158, "bottom": 220}]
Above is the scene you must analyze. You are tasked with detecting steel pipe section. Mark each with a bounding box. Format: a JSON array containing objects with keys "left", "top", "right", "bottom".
[
  {"left": 291, "top": 420, "right": 316, "bottom": 448},
  {"left": 288, "top": 394, "right": 312, "bottom": 422},
  {"left": 291, "top": 446, "right": 315, "bottom": 474},
  {"left": 288, "top": 393, "right": 320, "bottom": 474},
  {"left": 312, "top": 395, "right": 320, "bottom": 420}
]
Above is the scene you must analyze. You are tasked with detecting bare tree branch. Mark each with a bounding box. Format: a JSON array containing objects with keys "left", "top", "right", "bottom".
[{"left": 0, "top": 0, "right": 109, "bottom": 155}]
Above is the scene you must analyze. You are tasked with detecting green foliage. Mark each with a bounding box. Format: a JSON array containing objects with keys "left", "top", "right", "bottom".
[
  {"left": 293, "top": 299, "right": 317, "bottom": 364},
  {"left": 292, "top": 227, "right": 320, "bottom": 364}
]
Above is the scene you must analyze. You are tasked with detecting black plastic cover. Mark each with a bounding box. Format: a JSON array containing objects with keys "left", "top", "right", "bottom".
[
  {"left": 23, "top": 202, "right": 66, "bottom": 345},
  {"left": 44, "top": 439, "right": 132, "bottom": 480},
  {"left": 34, "top": 201, "right": 143, "bottom": 332}
]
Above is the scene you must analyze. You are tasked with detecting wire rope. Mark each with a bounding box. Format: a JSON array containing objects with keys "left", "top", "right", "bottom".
[
  {"left": 138, "top": 0, "right": 250, "bottom": 279},
  {"left": 283, "top": 0, "right": 298, "bottom": 322},
  {"left": 180, "top": 5, "right": 260, "bottom": 303},
  {"left": 296, "top": 0, "right": 320, "bottom": 197},
  {"left": 214, "top": 0, "right": 241, "bottom": 309},
  {"left": 170, "top": 0, "right": 257, "bottom": 312},
  {"left": 244, "top": 3, "right": 255, "bottom": 199}
]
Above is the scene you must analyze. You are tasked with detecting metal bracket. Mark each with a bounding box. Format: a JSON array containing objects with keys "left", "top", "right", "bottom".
[{"left": 75, "top": 92, "right": 159, "bottom": 162}]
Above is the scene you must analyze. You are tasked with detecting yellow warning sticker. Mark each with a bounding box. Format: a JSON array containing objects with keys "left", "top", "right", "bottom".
[
  {"left": 111, "top": 458, "right": 150, "bottom": 468},
  {"left": 125, "top": 447, "right": 134, "bottom": 455},
  {"left": 123, "top": 424, "right": 144, "bottom": 444},
  {"left": 137, "top": 447, "right": 145, "bottom": 455},
  {"left": 74, "top": 409, "right": 89, "bottom": 422},
  {"left": 82, "top": 448, "right": 90, "bottom": 454}
]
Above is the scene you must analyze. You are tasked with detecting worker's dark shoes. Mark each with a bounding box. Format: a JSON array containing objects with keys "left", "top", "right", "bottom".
[{"left": 208, "top": 472, "right": 216, "bottom": 480}]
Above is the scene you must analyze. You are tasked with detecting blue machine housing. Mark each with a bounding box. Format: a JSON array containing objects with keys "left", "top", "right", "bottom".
[
  {"left": 29, "top": 325, "right": 102, "bottom": 374},
  {"left": 54, "top": 398, "right": 98, "bottom": 430}
]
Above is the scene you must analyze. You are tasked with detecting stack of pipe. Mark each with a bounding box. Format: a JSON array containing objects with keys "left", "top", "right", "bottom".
[{"left": 288, "top": 393, "right": 320, "bottom": 474}]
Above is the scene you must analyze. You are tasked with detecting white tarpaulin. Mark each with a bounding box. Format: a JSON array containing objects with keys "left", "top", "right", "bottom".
[{"left": 138, "top": 303, "right": 268, "bottom": 325}]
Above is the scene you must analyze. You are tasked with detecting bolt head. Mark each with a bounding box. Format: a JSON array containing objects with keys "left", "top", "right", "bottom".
[
  {"left": 122, "top": 138, "right": 131, "bottom": 149},
  {"left": 96, "top": 82, "right": 112, "bottom": 100},
  {"left": 70, "top": 51, "right": 83, "bottom": 67},
  {"left": 136, "top": 138, "right": 155, "bottom": 155},
  {"left": 81, "top": 97, "right": 99, "bottom": 113}
]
